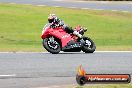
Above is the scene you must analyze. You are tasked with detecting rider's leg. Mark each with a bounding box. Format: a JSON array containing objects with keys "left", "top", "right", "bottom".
[
  {"left": 63, "top": 26, "right": 82, "bottom": 38},
  {"left": 73, "top": 31, "right": 82, "bottom": 38},
  {"left": 63, "top": 26, "right": 74, "bottom": 33}
]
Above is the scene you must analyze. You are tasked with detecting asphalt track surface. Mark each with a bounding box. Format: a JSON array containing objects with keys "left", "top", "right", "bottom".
[
  {"left": 0, "top": 0, "right": 132, "bottom": 12},
  {"left": 0, "top": 52, "right": 132, "bottom": 88},
  {"left": 0, "top": 0, "right": 132, "bottom": 87}
]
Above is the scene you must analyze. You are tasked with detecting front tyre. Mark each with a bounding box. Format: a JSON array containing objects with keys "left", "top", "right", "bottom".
[
  {"left": 43, "top": 37, "right": 61, "bottom": 54},
  {"left": 82, "top": 37, "right": 96, "bottom": 53}
]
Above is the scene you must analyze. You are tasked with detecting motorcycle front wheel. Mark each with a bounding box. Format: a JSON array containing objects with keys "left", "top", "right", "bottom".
[
  {"left": 82, "top": 37, "right": 96, "bottom": 53},
  {"left": 43, "top": 37, "right": 61, "bottom": 54}
]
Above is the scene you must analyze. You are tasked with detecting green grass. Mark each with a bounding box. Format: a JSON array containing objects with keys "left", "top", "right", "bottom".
[
  {"left": 0, "top": 3, "right": 132, "bottom": 51},
  {"left": 54, "top": 84, "right": 132, "bottom": 88},
  {"left": 76, "top": 84, "right": 132, "bottom": 88}
]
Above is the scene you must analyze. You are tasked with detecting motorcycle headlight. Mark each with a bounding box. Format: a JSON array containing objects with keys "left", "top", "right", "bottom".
[{"left": 42, "top": 29, "right": 45, "bottom": 35}]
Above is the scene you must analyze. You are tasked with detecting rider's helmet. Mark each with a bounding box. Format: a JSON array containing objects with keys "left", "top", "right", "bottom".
[{"left": 48, "top": 14, "right": 56, "bottom": 23}]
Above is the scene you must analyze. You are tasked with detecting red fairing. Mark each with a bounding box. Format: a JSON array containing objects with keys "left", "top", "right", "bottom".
[
  {"left": 41, "top": 27, "right": 73, "bottom": 47},
  {"left": 75, "top": 25, "right": 81, "bottom": 31}
]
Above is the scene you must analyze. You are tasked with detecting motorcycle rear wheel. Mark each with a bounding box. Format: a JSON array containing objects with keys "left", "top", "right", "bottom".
[
  {"left": 43, "top": 37, "right": 61, "bottom": 54},
  {"left": 82, "top": 37, "right": 96, "bottom": 53}
]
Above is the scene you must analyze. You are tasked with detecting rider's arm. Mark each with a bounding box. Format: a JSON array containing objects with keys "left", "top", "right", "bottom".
[
  {"left": 54, "top": 17, "right": 64, "bottom": 26},
  {"left": 50, "top": 17, "right": 64, "bottom": 28},
  {"left": 50, "top": 22, "right": 56, "bottom": 29}
]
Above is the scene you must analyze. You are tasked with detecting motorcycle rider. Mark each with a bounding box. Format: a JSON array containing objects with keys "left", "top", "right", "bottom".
[{"left": 48, "top": 14, "right": 83, "bottom": 38}]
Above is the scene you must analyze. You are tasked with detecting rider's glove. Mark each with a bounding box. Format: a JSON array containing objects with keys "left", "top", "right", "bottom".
[{"left": 50, "top": 24, "right": 56, "bottom": 29}]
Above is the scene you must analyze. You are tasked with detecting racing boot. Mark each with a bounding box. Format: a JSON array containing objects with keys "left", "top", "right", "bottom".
[
  {"left": 73, "top": 31, "right": 85, "bottom": 43},
  {"left": 73, "top": 31, "right": 82, "bottom": 38}
]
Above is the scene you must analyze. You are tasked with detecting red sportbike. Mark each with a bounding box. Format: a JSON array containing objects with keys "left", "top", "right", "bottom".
[{"left": 41, "top": 24, "right": 96, "bottom": 54}]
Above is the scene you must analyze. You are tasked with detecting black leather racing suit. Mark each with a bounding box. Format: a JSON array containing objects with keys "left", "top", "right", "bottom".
[{"left": 50, "top": 17, "right": 74, "bottom": 34}]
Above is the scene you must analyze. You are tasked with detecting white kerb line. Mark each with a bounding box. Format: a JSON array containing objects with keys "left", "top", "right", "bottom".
[{"left": 0, "top": 74, "right": 16, "bottom": 77}]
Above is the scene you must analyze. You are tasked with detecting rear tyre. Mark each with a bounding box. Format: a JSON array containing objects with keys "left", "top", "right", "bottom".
[
  {"left": 43, "top": 37, "right": 61, "bottom": 54},
  {"left": 82, "top": 37, "right": 96, "bottom": 53}
]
